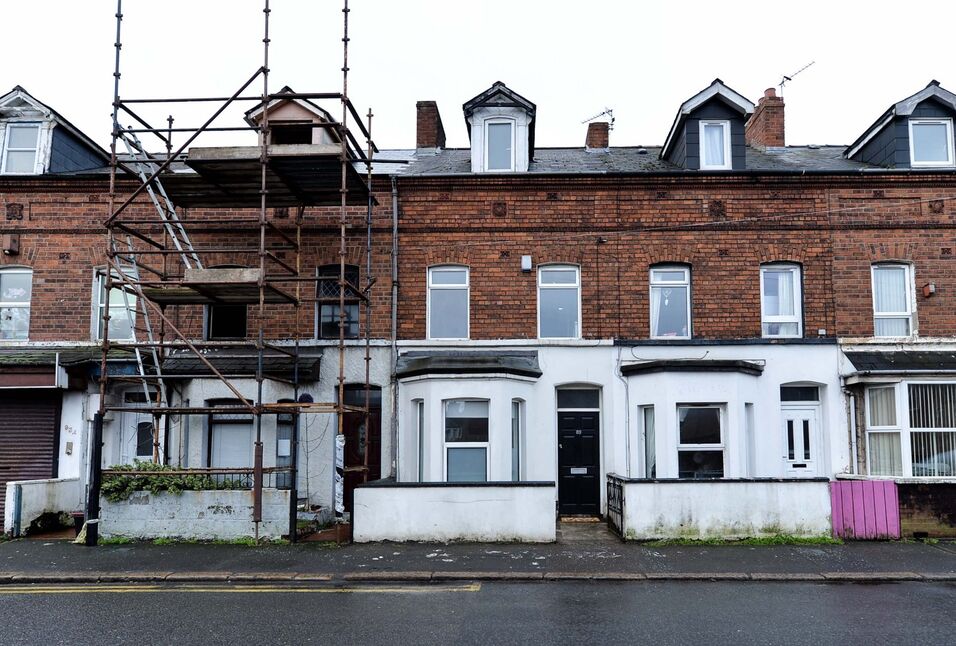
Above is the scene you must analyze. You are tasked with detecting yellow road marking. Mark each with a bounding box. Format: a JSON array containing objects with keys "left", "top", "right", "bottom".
[{"left": 0, "top": 583, "right": 481, "bottom": 595}]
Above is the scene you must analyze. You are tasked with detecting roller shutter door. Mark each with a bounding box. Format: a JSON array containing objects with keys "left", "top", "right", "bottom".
[{"left": 0, "top": 392, "right": 60, "bottom": 528}]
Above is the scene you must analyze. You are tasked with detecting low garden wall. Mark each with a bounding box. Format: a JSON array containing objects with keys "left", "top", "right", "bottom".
[
  {"left": 100, "top": 489, "right": 291, "bottom": 540},
  {"left": 353, "top": 480, "right": 556, "bottom": 542},
  {"left": 609, "top": 475, "right": 831, "bottom": 540},
  {"left": 3, "top": 478, "right": 82, "bottom": 536}
]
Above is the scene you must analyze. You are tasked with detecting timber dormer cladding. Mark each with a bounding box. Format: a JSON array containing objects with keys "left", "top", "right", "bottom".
[
  {"left": 0, "top": 86, "right": 108, "bottom": 175},
  {"left": 660, "top": 78, "right": 754, "bottom": 171},
  {"left": 462, "top": 81, "right": 536, "bottom": 173},
  {"left": 243, "top": 85, "right": 340, "bottom": 146},
  {"left": 845, "top": 81, "right": 956, "bottom": 169}
]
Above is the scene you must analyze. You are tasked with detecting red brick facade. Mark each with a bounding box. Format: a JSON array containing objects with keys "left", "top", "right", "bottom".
[
  {"left": 0, "top": 178, "right": 395, "bottom": 342},
  {"left": 395, "top": 174, "right": 956, "bottom": 341}
]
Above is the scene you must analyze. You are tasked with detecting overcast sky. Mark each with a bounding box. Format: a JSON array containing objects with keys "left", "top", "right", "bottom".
[{"left": 4, "top": 1, "right": 955, "bottom": 152}]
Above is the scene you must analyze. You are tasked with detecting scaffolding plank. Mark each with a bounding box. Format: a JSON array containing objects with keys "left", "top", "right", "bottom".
[{"left": 140, "top": 282, "right": 297, "bottom": 305}]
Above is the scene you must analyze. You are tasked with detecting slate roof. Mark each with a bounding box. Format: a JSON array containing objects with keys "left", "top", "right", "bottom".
[
  {"left": 396, "top": 351, "right": 542, "bottom": 379},
  {"left": 400, "top": 145, "right": 873, "bottom": 176},
  {"left": 0, "top": 346, "right": 132, "bottom": 366},
  {"left": 163, "top": 348, "right": 322, "bottom": 381},
  {"left": 844, "top": 351, "right": 956, "bottom": 373}
]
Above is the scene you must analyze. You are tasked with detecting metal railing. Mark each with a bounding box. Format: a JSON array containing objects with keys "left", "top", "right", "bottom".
[{"left": 606, "top": 474, "right": 625, "bottom": 538}]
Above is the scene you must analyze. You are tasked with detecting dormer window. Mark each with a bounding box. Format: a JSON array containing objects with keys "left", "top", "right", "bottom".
[
  {"left": 485, "top": 120, "right": 514, "bottom": 171},
  {"left": 699, "top": 120, "right": 731, "bottom": 170},
  {"left": 462, "top": 82, "right": 536, "bottom": 174},
  {"left": 1, "top": 123, "right": 40, "bottom": 174},
  {"left": 908, "top": 118, "right": 954, "bottom": 167}
]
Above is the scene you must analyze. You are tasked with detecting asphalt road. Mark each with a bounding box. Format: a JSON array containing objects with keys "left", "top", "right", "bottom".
[{"left": 1, "top": 580, "right": 954, "bottom": 646}]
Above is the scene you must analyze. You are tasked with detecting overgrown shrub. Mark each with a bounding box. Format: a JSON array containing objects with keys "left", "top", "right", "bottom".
[{"left": 101, "top": 460, "right": 247, "bottom": 502}]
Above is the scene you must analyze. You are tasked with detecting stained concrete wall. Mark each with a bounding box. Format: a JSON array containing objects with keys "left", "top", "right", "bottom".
[
  {"left": 620, "top": 479, "right": 831, "bottom": 540},
  {"left": 3, "top": 478, "right": 82, "bottom": 535},
  {"left": 353, "top": 482, "right": 556, "bottom": 542},
  {"left": 100, "top": 489, "right": 291, "bottom": 540}
]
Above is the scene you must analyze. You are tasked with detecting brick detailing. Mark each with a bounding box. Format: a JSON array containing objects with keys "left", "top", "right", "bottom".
[
  {"left": 585, "top": 122, "right": 609, "bottom": 150},
  {"left": 416, "top": 101, "right": 446, "bottom": 150},
  {"left": 396, "top": 175, "right": 956, "bottom": 341},
  {"left": 745, "top": 88, "right": 785, "bottom": 149},
  {"left": 0, "top": 178, "right": 395, "bottom": 342},
  {"left": 898, "top": 484, "right": 956, "bottom": 538}
]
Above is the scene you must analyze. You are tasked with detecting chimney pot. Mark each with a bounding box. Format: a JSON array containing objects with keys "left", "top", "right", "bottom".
[
  {"left": 745, "top": 90, "right": 785, "bottom": 149},
  {"left": 416, "top": 101, "right": 446, "bottom": 150},
  {"left": 585, "top": 122, "right": 609, "bottom": 151}
]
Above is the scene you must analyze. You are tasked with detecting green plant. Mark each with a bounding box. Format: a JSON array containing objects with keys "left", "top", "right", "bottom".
[
  {"left": 99, "top": 536, "right": 135, "bottom": 545},
  {"left": 101, "top": 460, "right": 248, "bottom": 502},
  {"left": 643, "top": 534, "right": 843, "bottom": 547}
]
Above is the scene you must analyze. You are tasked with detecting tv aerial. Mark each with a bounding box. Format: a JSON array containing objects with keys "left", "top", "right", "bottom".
[
  {"left": 582, "top": 107, "right": 615, "bottom": 130},
  {"left": 779, "top": 61, "right": 815, "bottom": 95}
]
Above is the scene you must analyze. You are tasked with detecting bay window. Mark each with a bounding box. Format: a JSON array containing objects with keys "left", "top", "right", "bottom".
[
  {"left": 444, "top": 399, "right": 488, "bottom": 482},
  {"left": 677, "top": 405, "right": 724, "bottom": 479},
  {"left": 866, "top": 383, "right": 956, "bottom": 478}
]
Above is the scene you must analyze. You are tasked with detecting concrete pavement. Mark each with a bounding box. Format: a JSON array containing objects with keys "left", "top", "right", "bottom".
[{"left": 2, "top": 531, "right": 955, "bottom": 584}]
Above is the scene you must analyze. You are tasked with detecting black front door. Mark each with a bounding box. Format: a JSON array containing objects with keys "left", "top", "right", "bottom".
[{"left": 557, "top": 411, "right": 600, "bottom": 516}]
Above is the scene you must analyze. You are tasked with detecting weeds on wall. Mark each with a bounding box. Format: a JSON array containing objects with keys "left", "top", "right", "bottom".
[{"left": 101, "top": 460, "right": 246, "bottom": 502}]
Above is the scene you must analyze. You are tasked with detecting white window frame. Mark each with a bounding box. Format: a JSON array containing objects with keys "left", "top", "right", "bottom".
[
  {"left": 483, "top": 118, "right": 516, "bottom": 172},
  {"left": 415, "top": 399, "right": 426, "bottom": 482},
  {"left": 649, "top": 265, "right": 692, "bottom": 340},
  {"left": 865, "top": 381, "right": 956, "bottom": 478},
  {"left": 1, "top": 122, "right": 42, "bottom": 175},
  {"left": 0, "top": 266, "right": 33, "bottom": 341},
  {"left": 760, "top": 263, "right": 802, "bottom": 338},
  {"left": 640, "top": 405, "right": 656, "bottom": 479},
  {"left": 511, "top": 399, "right": 523, "bottom": 482},
  {"left": 908, "top": 118, "right": 955, "bottom": 168},
  {"left": 871, "top": 263, "right": 915, "bottom": 338},
  {"left": 676, "top": 404, "right": 725, "bottom": 479},
  {"left": 537, "top": 264, "right": 581, "bottom": 340},
  {"left": 699, "top": 119, "right": 732, "bottom": 170},
  {"left": 427, "top": 265, "right": 469, "bottom": 340},
  {"left": 92, "top": 268, "right": 138, "bottom": 341},
  {"left": 442, "top": 399, "right": 490, "bottom": 483}
]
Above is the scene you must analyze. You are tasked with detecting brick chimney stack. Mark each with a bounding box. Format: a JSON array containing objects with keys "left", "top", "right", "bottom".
[
  {"left": 745, "top": 88, "right": 785, "bottom": 149},
  {"left": 585, "top": 122, "right": 609, "bottom": 151},
  {"left": 416, "top": 101, "right": 446, "bottom": 150}
]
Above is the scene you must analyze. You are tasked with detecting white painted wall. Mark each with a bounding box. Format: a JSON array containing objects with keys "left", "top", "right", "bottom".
[
  {"left": 3, "top": 478, "right": 82, "bottom": 535},
  {"left": 97, "top": 343, "right": 394, "bottom": 511},
  {"left": 100, "top": 489, "right": 291, "bottom": 540},
  {"left": 619, "top": 479, "right": 832, "bottom": 539},
  {"left": 395, "top": 342, "right": 846, "bottom": 515},
  {"left": 353, "top": 484, "right": 556, "bottom": 542}
]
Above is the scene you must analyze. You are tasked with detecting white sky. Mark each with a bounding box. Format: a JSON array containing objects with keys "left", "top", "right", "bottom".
[{"left": 4, "top": 1, "right": 955, "bottom": 151}]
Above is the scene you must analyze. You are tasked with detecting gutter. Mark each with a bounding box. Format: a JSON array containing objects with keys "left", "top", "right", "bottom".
[{"left": 390, "top": 176, "right": 400, "bottom": 479}]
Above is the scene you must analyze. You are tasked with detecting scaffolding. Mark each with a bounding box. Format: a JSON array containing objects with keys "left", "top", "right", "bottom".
[{"left": 86, "top": 0, "right": 378, "bottom": 544}]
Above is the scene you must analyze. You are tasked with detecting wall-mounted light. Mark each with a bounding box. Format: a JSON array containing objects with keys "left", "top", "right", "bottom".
[
  {"left": 2, "top": 233, "right": 20, "bottom": 256},
  {"left": 922, "top": 283, "right": 936, "bottom": 298},
  {"left": 521, "top": 255, "right": 532, "bottom": 272}
]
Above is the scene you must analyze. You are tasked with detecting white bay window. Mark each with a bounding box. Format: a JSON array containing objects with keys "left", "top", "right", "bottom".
[{"left": 444, "top": 399, "right": 489, "bottom": 482}]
